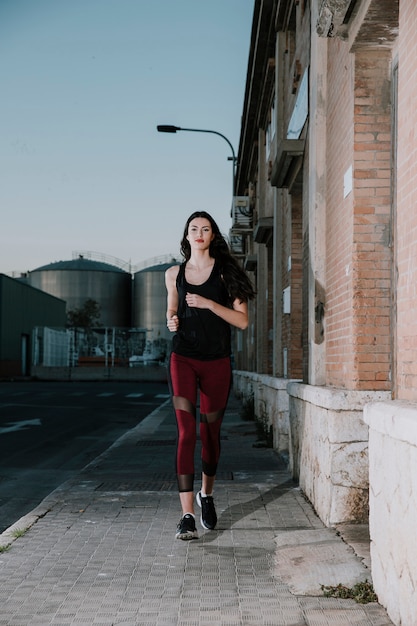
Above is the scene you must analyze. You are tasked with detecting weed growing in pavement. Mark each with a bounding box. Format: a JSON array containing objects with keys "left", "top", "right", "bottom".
[
  {"left": 321, "top": 580, "right": 378, "bottom": 604},
  {"left": 11, "top": 527, "right": 27, "bottom": 539},
  {"left": 240, "top": 394, "right": 255, "bottom": 421},
  {"left": 0, "top": 527, "right": 28, "bottom": 551},
  {"left": 0, "top": 544, "right": 11, "bottom": 552},
  {"left": 240, "top": 394, "right": 273, "bottom": 447}
]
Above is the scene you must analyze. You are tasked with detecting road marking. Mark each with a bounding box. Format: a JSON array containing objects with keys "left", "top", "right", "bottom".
[
  {"left": 0, "top": 418, "right": 42, "bottom": 434},
  {"left": 125, "top": 393, "right": 144, "bottom": 398},
  {"left": 155, "top": 394, "right": 170, "bottom": 399},
  {"left": 96, "top": 393, "right": 115, "bottom": 397}
]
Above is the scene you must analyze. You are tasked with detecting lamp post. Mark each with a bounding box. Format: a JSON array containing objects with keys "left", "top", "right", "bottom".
[{"left": 156, "top": 125, "right": 237, "bottom": 198}]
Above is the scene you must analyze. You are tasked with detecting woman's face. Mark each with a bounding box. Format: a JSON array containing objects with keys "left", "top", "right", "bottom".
[{"left": 187, "top": 217, "right": 214, "bottom": 250}]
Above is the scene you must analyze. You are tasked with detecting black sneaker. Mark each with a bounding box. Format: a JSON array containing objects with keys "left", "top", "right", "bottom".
[
  {"left": 196, "top": 491, "right": 217, "bottom": 530},
  {"left": 175, "top": 514, "right": 198, "bottom": 540}
]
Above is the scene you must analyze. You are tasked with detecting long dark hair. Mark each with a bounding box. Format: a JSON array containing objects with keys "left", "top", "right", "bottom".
[{"left": 180, "top": 211, "right": 255, "bottom": 303}]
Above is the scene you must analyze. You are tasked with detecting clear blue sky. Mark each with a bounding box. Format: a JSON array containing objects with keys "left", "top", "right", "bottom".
[{"left": 0, "top": 0, "right": 254, "bottom": 274}]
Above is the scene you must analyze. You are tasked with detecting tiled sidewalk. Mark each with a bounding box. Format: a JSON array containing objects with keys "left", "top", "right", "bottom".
[{"left": 0, "top": 396, "right": 393, "bottom": 625}]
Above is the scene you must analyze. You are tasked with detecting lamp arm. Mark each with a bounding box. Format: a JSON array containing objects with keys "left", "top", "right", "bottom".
[
  {"left": 157, "top": 124, "right": 237, "bottom": 197},
  {"left": 178, "top": 127, "right": 236, "bottom": 164}
]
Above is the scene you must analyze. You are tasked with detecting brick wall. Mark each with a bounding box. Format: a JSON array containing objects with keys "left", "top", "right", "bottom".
[
  {"left": 351, "top": 49, "right": 392, "bottom": 391},
  {"left": 325, "top": 37, "right": 392, "bottom": 391},
  {"left": 396, "top": 0, "right": 417, "bottom": 399},
  {"left": 325, "top": 38, "right": 356, "bottom": 388},
  {"left": 281, "top": 188, "right": 303, "bottom": 379},
  {"left": 289, "top": 192, "right": 303, "bottom": 378}
]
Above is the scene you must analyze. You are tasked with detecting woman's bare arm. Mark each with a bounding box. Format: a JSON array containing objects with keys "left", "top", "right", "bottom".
[
  {"left": 165, "top": 265, "right": 180, "bottom": 332},
  {"left": 185, "top": 293, "right": 249, "bottom": 330}
]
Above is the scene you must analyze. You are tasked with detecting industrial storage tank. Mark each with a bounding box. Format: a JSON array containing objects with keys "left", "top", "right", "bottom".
[
  {"left": 132, "top": 260, "right": 179, "bottom": 359},
  {"left": 29, "top": 256, "right": 132, "bottom": 327}
]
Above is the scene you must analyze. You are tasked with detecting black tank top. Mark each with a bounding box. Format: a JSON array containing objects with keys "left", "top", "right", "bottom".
[{"left": 172, "top": 262, "right": 231, "bottom": 360}]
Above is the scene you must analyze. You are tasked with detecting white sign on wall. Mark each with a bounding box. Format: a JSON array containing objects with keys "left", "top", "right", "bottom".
[{"left": 344, "top": 165, "right": 353, "bottom": 198}]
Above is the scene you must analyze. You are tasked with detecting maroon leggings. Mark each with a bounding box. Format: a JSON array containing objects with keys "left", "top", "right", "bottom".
[{"left": 168, "top": 352, "right": 232, "bottom": 492}]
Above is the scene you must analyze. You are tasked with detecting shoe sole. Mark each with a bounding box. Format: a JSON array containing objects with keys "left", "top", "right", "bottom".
[
  {"left": 175, "top": 531, "right": 198, "bottom": 540},
  {"left": 200, "top": 518, "right": 214, "bottom": 531}
]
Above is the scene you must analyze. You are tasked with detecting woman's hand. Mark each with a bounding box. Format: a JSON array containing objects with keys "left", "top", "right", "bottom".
[
  {"left": 167, "top": 315, "right": 179, "bottom": 332},
  {"left": 185, "top": 292, "right": 211, "bottom": 310}
]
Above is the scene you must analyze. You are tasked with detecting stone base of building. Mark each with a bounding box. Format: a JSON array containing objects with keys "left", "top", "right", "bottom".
[
  {"left": 364, "top": 400, "right": 417, "bottom": 626},
  {"left": 287, "top": 382, "right": 390, "bottom": 526},
  {"left": 232, "top": 370, "right": 294, "bottom": 459},
  {"left": 232, "top": 371, "right": 392, "bottom": 527}
]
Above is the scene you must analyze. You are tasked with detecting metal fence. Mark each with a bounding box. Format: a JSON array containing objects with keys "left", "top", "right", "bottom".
[{"left": 32, "top": 327, "right": 169, "bottom": 368}]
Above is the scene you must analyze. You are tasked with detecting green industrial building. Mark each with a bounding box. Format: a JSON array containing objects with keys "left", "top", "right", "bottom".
[{"left": 0, "top": 274, "right": 66, "bottom": 377}]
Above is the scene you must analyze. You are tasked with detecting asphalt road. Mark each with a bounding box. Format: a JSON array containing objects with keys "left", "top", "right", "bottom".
[{"left": 0, "top": 380, "right": 170, "bottom": 533}]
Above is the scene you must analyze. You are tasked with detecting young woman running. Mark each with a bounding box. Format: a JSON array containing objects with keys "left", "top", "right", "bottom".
[{"left": 165, "top": 211, "right": 255, "bottom": 540}]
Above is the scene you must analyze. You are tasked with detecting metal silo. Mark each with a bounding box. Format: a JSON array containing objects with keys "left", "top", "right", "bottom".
[
  {"left": 132, "top": 261, "right": 179, "bottom": 359},
  {"left": 29, "top": 256, "right": 132, "bottom": 327}
]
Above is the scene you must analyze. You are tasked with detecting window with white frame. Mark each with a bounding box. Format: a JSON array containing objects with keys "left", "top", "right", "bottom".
[{"left": 266, "top": 94, "right": 276, "bottom": 159}]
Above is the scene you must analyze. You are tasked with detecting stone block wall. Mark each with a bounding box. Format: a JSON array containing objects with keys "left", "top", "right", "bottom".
[
  {"left": 233, "top": 371, "right": 394, "bottom": 528},
  {"left": 288, "top": 381, "right": 390, "bottom": 526},
  {"left": 233, "top": 371, "right": 292, "bottom": 458},
  {"left": 364, "top": 401, "right": 417, "bottom": 626}
]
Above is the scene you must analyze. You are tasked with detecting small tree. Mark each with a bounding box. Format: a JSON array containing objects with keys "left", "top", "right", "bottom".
[{"left": 67, "top": 298, "right": 101, "bottom": 328}]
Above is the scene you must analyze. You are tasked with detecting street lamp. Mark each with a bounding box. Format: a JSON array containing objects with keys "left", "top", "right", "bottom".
[{"left": 156, "top": 125, "right": 237, "bottom": 198}]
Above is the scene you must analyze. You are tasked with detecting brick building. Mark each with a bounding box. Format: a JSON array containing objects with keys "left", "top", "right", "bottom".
[{"left": 231, "top": 1, "right": 416, "bottom": 622}]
